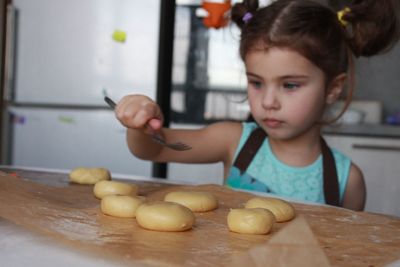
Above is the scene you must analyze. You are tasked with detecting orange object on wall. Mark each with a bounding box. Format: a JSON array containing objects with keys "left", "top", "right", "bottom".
[{"left": 202, "top": 1, "right": 232, "bottom": 29}]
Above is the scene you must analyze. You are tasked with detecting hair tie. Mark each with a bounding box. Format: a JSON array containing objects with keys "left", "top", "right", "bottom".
[
  {"left": 337, "top": 7, "right": 351, "bottom": 26},
  {"left": 242, "top": 12, "right": 253, "bottom": 24}
]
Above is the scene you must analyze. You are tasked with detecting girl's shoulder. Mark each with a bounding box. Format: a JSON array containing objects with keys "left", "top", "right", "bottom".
[
  {"left": 240, "top": 122, "right": 260, "bottom": 138},
  {"left": 229, "top": 122, "right": 263, "bottom": 161},
  {"left": 329, "top": 146, "right": 351, "bottom": 165}
]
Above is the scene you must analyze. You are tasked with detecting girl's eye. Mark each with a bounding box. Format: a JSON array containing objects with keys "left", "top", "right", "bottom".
[
  {"left": 248, "top": 80, "right": 262, "bottom": 89},
  {"left": 283, "top": 82, "right": 300, "bottom": 90}
]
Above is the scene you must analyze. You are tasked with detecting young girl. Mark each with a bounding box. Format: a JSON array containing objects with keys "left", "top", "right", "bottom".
[{"left": 114, "top": 0, "right": 399, "bottom": 211}]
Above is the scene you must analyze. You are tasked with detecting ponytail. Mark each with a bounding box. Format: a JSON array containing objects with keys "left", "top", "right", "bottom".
[
  {"left": 230, "top": 0, "right": 259, "bottom": 29},
  {"left": 341, "top": 0, "right": 400, "bottom": 57}
]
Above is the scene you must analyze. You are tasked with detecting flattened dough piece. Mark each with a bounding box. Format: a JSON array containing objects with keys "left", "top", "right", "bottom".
[
  {"left": 227, "top": 208, "right": 275, "bottom": 235},
  {"left": 101, "top": 195, "right": 145, "bottom": 218},
  {"left": 245, "top": 197, "right": 295, "bottom": 222},
  {"left": 136, "top": 201, "right": 195, "bottom": 232},
  {"left": 94, "top": 180, "right": 138, "bottom": 199},
  {"left": 164, "top": 191, "right": 218, "bottom": 212},
  {"left": 69, "top": 167, "right": 110, "bottom": 184}
]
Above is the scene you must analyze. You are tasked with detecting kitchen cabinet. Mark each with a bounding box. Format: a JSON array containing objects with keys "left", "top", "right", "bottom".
[
  {"left": 168, "top": 162, "right": 224, "bottom": 185},
  {"left": 324, "top": 134, "right": 400, "bottom": 217},
  {"left": 167, "top": 123, "right": 224, "bottom": 185}
]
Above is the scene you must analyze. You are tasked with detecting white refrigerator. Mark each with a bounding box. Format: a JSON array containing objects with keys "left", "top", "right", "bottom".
[{"left": 3, "top": 0, "right": 161, "bottom": 177}]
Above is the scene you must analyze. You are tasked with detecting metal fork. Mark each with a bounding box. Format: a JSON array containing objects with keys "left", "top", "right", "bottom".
[{"left": 104, "top": 96, "right": 191, "bottom": 151}]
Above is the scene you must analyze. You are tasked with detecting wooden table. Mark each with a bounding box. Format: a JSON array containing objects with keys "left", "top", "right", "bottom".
[{"left": 0, "top": 167, "right": 399, "bottom": 267}]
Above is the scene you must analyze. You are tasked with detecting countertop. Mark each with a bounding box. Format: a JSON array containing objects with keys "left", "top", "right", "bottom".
[
  {"left": 1, "top": 166, "right": 400, "bottom": 267},
  {"left": 323, "top": 123, "right": 400, "bottom": 139},
  {"left": 0, "top": 165, "right": 187, "bottom": 267},
  {"left": 0, "top": 218, "right": 118, "bottom": 267},
  {"left": 0, "top": 166, "right": 180, "bottom": 267}
]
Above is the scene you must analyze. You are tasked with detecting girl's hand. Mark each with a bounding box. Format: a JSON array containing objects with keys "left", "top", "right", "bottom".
[{"left": 115, "top": 94, "right": 164, "bottom": 134}]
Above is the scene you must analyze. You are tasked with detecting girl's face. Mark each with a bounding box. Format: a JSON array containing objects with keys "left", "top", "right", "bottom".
[{"left": 245, "top": 48, "right": 327, "bottom": 140}]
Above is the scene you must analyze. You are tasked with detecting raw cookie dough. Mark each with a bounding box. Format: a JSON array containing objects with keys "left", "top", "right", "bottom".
[
  {"left": 101, "top": 195, "right": 145, "bottom": 218},
  {"left": 94, "top": 180, "right": 138, "bottom": 199},
  {"left": 227, "top": 208, "right": 275, "bottom": 235},
  {"left": 136, "top": 201, "right": 195, "bottom": 232},
  {"left": 245, "top": 197, "right": 295, "bottom": 222},
  {"left": 164, "top": 191, "right": 218, "bottom": 212},
  {"left": 69, "top": 167, "right": 110, "bottom": 184}
]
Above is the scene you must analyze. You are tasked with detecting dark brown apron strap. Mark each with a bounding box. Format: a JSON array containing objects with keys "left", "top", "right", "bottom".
[
  {"left": 233, "top": 127, "right": 340, "bottom": 206},
  {"left": 233, "top": 127, "right": 267, "bottom": 173},
  {"left": 321, "top": 137, "right": 340, "bottom": 207}
]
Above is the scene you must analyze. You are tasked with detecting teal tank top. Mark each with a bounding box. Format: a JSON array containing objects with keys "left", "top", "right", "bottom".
[{"left": 225, "top": 122, "right": 351, "bottom": 204}]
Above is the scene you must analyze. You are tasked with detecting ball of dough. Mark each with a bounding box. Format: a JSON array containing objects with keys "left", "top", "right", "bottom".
[
  {"left": 227, "top": 208, "right": 275, "bottom": 235},
  {"left": 136, "top": 201, "right": 195, "bottom": 232},
  {"left": 164, "top": 191, "right": 218, "bottom": 212},
  {"left": 101, "top": 195, "right": 145, "bottom": 218},
  {"left": 69, "top": 167, "right": 110, "bottom": 184},
  {"left": 93, "top": 180, "right": 138, "bottom": 199},
  {"left": 244, "top": 197, "right": 295, "bottom": 222}
]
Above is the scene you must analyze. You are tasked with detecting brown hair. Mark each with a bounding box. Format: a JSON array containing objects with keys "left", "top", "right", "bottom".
[{"left": 231, "top": 0, "right": 400, "bottom": 122}]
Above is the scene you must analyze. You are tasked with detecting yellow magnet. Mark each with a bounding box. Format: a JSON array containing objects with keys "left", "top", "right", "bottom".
[{"left": 112, "top": 30, "right": 126, "bottom": 43}]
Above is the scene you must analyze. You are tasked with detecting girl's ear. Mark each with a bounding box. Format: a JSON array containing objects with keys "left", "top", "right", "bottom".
[{"left": 326, "top": 73, "right": 347, "bottom": 104}]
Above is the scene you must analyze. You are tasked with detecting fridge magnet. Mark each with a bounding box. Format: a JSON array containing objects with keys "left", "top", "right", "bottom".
[
  {"left": 11, "top": 113, "right": 26, "bottom": 125},
  {"left": 112, "top": 30, "right": 127, "bottom": 43},
  {"left": 200, "top": 0, "right": 231, "bottom": 29},
  {"left": 58, "top": 115, "right": 75, "bottom": 124}
]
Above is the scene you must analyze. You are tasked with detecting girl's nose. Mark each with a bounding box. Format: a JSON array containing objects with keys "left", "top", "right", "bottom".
[{"left": 261, "top": 88, "right": 280, "bottom": 110}]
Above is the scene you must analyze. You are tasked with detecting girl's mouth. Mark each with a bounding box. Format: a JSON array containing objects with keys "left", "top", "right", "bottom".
[{"left": 263, "top": 118, "right": 283, "bottom": 128}]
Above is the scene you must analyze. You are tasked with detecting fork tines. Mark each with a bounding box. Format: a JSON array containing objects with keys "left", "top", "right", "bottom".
[{"left": 151, "top": 135, "right": 191, "bottom": 151}]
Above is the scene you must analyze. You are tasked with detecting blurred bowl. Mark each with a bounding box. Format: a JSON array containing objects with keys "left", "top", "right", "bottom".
[{"left": 338, "top": 109, "right": 365, "bottom": 124}]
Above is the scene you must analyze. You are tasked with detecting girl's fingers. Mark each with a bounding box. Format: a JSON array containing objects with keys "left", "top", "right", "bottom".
[
  {"left": 115, "top": 95, "right": 163, "bottom": 131},
  {"left": 148, "top": 118, "right": 162, "bottom": 131},
  {"left": 137, "top": 102, "right": 162, "bottom": 129}
]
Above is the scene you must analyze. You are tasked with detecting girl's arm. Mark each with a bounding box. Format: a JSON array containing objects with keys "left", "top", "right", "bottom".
[
  {"left": 342, "top": 163, "right": 366, "bottom": 211},
  {"left": 127, "top": 121, "right": 243, "bottom": 166}
]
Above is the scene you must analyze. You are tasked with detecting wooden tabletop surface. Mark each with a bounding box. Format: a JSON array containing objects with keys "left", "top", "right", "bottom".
[{"left": 1, "top": 167, "right": 399, "bottom": 267}]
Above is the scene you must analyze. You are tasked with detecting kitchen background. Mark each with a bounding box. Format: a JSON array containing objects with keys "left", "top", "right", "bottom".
[{"left": 1, "top": 0, "right": 399, "bottom": 217}]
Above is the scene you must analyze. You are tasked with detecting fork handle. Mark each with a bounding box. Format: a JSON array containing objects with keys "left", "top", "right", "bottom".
[{"left": 104, "top": 96, "right": 117, "bottom": 109}]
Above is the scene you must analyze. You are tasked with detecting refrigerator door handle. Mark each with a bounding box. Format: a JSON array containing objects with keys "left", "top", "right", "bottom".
[{"left": 3, "top": 4, "right": 17, "bottom": 102}]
